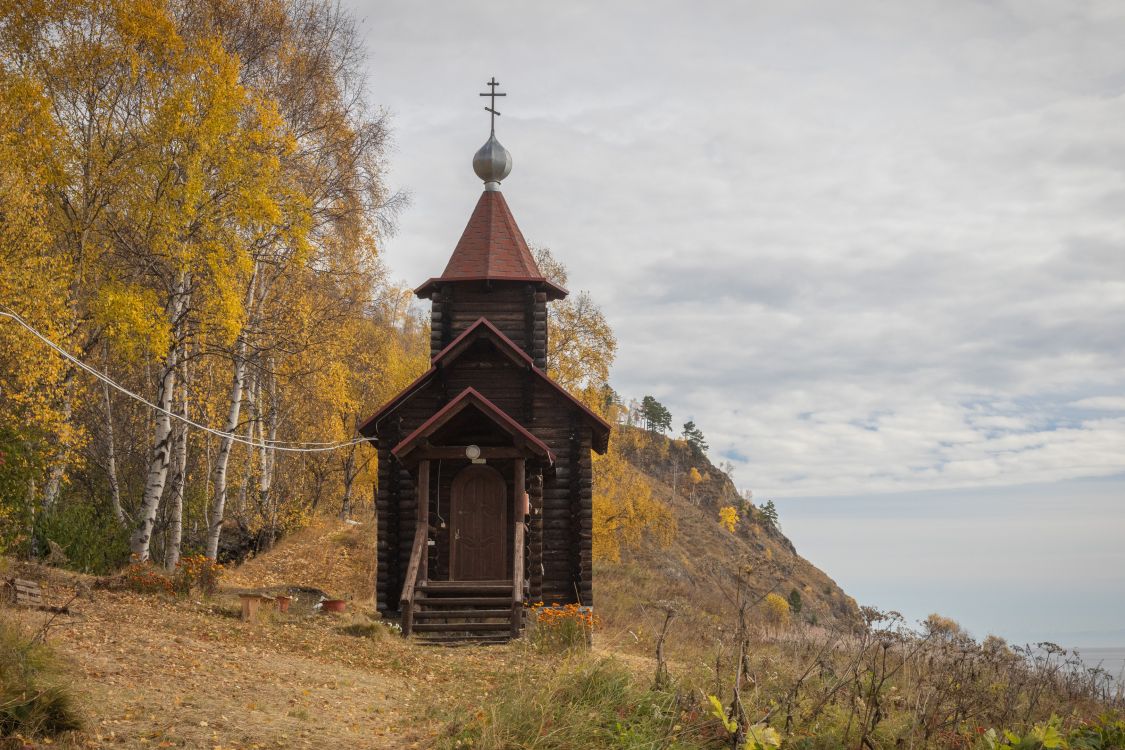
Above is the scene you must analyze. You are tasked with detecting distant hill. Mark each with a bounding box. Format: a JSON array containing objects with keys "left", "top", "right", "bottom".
[{"left": 595, "top": 427, "right": 860, "bottom": 642}]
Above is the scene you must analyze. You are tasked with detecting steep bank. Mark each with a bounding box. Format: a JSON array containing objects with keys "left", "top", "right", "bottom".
[{"left": 595, "top": 428, "right": 859, "bottom": 644}]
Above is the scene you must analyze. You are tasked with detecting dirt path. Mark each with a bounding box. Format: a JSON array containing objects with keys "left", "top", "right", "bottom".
[
  {"left": 4, "top": 520, "right": 544, "bottom": 749},
  {"left": 10, "top": 587, "right": 422, "bottom": 749}
]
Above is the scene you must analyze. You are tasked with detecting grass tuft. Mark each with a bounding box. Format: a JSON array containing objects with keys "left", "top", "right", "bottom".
[
  {"left": 446, "top": 655, "right": 710, "bottom": 749},
  {"left": 0, "top": 616, "right": 83, "bottom": 738}
]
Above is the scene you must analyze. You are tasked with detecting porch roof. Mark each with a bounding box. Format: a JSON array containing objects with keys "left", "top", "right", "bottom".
[
  {"left": 390, "top": 387, "right": 555, "bottom": 465},
  {"left": 357, "top": 318, "right": 612, "bottom": 453}
]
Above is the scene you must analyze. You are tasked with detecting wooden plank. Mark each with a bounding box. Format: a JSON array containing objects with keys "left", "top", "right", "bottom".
[
  {"left": 418, "top": 459, "right": 430, "bottom": 583},
  {"left": 513, "top": 457, "right": 526, "bottom": 637},
  {"left": 412, "top": 621, "right": 511, "bottom": 632},
  {"left": 399, "top": 524, "right": 428, "bottom": 637},
  {"left": 13, "top": 579, "right": 42, "bottom": 607},
  {"left": 412, "top": 446, "right": 527, "bottom": 460}
]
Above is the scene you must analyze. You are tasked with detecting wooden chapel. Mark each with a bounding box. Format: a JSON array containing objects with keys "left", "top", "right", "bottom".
[{"left": 359, "top": 81, "right": 610, "bottom": 642}]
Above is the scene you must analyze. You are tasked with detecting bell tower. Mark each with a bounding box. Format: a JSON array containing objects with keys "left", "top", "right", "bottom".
[
  {"left": 414, "top": 78, "right": 566, "bottom": 369},
  {"left": 360, "top": 79, "right": 609, "bottom": 641}
]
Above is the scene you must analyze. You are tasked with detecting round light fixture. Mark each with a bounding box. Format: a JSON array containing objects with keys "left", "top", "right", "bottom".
[{"left": 465, "top": 444, "right": 481, "bottom": 460}]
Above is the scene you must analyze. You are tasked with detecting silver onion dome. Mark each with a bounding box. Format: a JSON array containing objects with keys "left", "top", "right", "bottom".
[{"left": 473, "top": 133, "right": 512, "bottom": 191}]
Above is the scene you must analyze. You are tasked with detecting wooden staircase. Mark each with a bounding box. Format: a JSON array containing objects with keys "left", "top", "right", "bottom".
[
  {"left": 406, "top": 579, "right": 520, "bottom": 645},
  {"left": 400, "top": 463, "right": 526, "bottom": 647},
  {"left": 399, "top": 505, "right": 527, "bottom": 645}
]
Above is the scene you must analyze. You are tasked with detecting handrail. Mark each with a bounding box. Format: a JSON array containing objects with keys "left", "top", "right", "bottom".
[
  {"left": 399, "top": 524, "right": 428, "bottom": 637},
  {"left": 511, "top": 517, "right": 525, "bottom": 637}
]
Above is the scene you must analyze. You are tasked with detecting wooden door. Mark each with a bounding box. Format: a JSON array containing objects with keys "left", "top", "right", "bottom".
[{"left": 450, "top": 465, "right": 508, "bottom": 581}]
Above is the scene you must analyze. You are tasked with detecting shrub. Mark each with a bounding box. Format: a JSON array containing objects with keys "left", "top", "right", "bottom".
[
  {"left": 529, "top": 602, "right": 599, "bottom": 653},
  {"left": 719, "top": 505, "right": 739, "bottom": 533},
  {"left": 0, "top": 616, "right": 83, "bottom": 737},
  {"left": 34, "top": 498, "right": 130, "bottom": 574},
  {"left": 763, "top": 592, "right": 791, "bottom": 631},
  {"left": 122, "top": 558, "right": 173, "bottom": 595},
  {"left": 171, "top": 554, "right": 223, "bottom": 596}
]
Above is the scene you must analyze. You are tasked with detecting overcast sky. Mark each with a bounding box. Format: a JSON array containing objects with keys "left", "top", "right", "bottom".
[{"left": 344, "top": 0, "right": 1125, "bottom": 646}]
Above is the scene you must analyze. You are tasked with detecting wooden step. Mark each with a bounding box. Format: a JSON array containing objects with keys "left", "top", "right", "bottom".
[
  {"left": 416, "top": 634, "right": 512, "bottom": 647},
  {"left": 415, "top": 596, "right": 511, "bottom": 607},
  {"left": 418, "top": 580, "right": 512, "bottom": 594},
  {"left": 414, "top": 609, "right": 511, "bottom": 620},
  {"left": 412, "top": 621, "right": 511, "bottom": 632}
]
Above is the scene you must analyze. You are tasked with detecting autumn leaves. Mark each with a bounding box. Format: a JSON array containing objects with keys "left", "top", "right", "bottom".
[{"left": 0, "top": 0, "right": 423, "bottom": 565}]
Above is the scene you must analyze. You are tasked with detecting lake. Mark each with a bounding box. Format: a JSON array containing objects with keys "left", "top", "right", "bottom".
[{"left": 1075, "top": 646, "right": 1125, "bottom": 685}]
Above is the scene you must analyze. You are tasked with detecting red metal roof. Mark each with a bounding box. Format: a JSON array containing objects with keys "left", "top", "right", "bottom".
[
  {"left": 444, "top": 191, "right": 540, "bottom": 280},
  {"left": 391, "top": 387, "right": 555, "bottom": 464},
  {"left": 414, "top": 191, "right": 569, "bottom": 300}
]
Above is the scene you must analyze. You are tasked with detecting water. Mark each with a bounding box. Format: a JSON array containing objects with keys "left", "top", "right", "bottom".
[{"left": 1074, "top": 647, "right": 1125, "bottom": 686}]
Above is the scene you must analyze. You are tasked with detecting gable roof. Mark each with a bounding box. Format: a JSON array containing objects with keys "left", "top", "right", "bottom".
[
  {"left": 432, "top": 316, "right": 534, "bottom": 368},
  {"left": 357, "top": 317, "right": 612, "bottom": 453},
  {"left": 391, "top": 387, "right": 555, "bottom": 464},
  {"left": 414, "top": 191, "right": 568, "bottom": 300}
]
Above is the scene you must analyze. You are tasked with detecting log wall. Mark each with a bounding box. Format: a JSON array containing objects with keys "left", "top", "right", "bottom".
[{"left": 376, "top": 279, "right": 594, "bottom": 615}]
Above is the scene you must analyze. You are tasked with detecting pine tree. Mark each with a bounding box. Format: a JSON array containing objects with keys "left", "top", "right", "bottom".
[
  {"left": 681, "top": 420, "right": 708, "bottom": 457},
  {"left": 759, "top": 499, "right": 780, "bottom": 529}
]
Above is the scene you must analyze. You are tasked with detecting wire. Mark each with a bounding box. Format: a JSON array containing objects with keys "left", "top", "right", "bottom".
[{"left": 0, "top": 305, "right": 370, "bottom": 454}]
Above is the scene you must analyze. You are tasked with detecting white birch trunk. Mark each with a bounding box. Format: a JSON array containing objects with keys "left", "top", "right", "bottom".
[
  {"left": 165, "top": 363, "right": 190, "bottom": 569},
  {"left": 339, "top": 443, "right": 356, "bottom": 520},
  {"left": 205, "top": 266, "right": 258, "bottom": 560},
  {"left": 258, "top": 365, "right": 278, "bottom": 540},
  {"left": 130, "top": 330, "right": 184, "bottom": 559},
  {"left": 129, "top": 279, "right": 190, "bottom": 560},
  {"left": 41, "top": 370, "right": 75, "bottom": 511},
  {"left": 205, "top": 346, "right": 248, "bottom": 560},
  {"left": 102, "top": 345, "right": 124, "bottom": 524}
]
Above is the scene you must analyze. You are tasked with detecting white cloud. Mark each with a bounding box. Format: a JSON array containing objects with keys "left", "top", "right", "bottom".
[{"left": 347, "top": 0, "right": 1125, "bottom": 497}]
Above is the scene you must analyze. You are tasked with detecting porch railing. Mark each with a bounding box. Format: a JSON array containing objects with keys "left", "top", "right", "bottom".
[
  {"left": 511, "top": 516, "right": 525, "bottom": 637},
  {"left": 399, "top": 523, "right": 428, "bottom": 637}
]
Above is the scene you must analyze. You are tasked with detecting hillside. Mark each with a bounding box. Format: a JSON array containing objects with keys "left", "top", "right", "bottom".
[
  {"left": 595, "top": 428, "right": 860, "bottom": 646},
  {"left": 4, "top": 504, "right": 1117, "bottom": 749}
]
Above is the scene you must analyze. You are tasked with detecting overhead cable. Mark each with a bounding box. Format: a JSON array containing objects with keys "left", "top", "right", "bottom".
[{"left": 0, "top": 305, "right": 369, "bottom": 453}]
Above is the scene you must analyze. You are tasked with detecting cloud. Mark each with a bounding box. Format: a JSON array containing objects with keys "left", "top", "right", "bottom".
[{"left": 348, "top": 0, "right": 1125, "bottom": 497}]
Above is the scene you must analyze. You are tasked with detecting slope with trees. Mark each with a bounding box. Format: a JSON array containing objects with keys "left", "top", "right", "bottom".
[{"left": 0, "top": 0, "right": 426, "bottom": 569}]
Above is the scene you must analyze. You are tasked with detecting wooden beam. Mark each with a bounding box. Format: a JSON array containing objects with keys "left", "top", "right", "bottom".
[
  {"left": 411, "top": 446, "right": 529, "bottom": 460},
  {"left": 417, "top": 459, "right": 430, "bottom": 583},
  {"left": 513, "top": 457, "right": 527, "bottom": 637}
]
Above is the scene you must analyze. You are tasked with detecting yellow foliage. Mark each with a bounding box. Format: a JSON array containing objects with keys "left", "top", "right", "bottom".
[
  {"left": 89, "top": 282, "right": 172, "bottom": 360},
  {"left": 718, "top": 505, "right": 739, "bottom": 533},
  {"left": 532, "top": 246, "right": 617, "bottom": 418},
  {"left": 764, "top": 592, "right": 791, "bottom": 630},
  {"left": 689, "top": 467, "right": 703, "bottom": 484},
  {"left": 0, "top": 65, "right": 80, "bottom": 465},
  {"left": 592, "top": 443, "right": 676, "bottom": 563}
]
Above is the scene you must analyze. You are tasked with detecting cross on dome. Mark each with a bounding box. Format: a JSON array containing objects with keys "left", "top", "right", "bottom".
[
  {"left": 479, "top": 76, "right": 506, "bottom": 135},
  {"left": 473, "top": 76, "right": 513, "bottom": 190}
]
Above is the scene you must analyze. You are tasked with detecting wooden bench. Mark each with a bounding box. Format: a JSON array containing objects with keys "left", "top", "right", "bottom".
[
  {"left": 238, "top": 593, "right": 275, "bottom": 622},
  {"left": 2, "top": 578, "right": 43, "bottom": 608}
]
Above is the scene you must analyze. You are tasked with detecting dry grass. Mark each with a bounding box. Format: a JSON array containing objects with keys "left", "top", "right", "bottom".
[
  {"left": 223, "top": 515, "right": 375, "bottom": 601},
  {"left": 0, "top": 519, "right": 563, "bottom": 748}
]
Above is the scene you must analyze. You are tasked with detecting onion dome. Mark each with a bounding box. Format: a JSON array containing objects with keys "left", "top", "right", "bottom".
[{"left": 473, "top": 133, "right": 512, "bottom": 191}]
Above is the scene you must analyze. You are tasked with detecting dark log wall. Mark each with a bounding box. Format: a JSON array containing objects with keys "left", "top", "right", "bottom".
[
  {"left": 430, "top": 282, "right": 548, "bottom": 367},
  {"left": 375, "top": 440, "right": 417, "bottom": 615},
  {"left": 374, "top": 369, "right": 595, "bottom": 610},
  {"left": 377, "top": 279, "right": 591, "bottom": 615}
]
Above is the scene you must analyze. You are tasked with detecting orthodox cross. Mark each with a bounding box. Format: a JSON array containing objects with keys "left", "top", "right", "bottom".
[{"left": 479, "top": 77, "right": 506, "bottom": 134}]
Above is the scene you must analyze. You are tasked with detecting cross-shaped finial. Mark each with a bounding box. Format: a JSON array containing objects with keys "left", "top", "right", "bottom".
[{"left": 479, "top": 76, "right": 506, "bottom": 135}]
